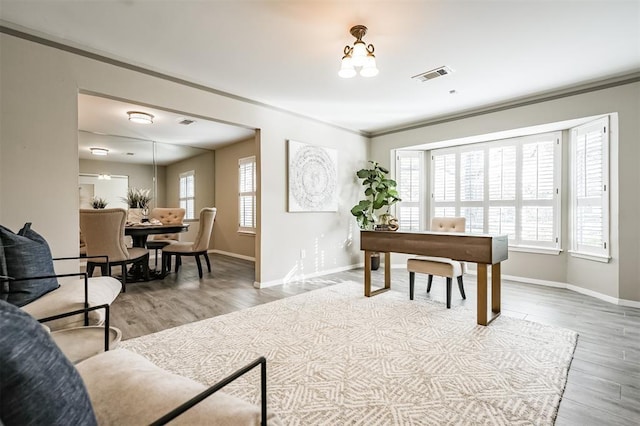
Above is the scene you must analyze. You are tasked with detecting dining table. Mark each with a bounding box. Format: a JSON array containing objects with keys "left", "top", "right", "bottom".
[
  {"left": 124, "top": 223, "right": 190, "bottom": 280},
  {"left": 124, "top": 223, "right": 190, "bottom": 248}
]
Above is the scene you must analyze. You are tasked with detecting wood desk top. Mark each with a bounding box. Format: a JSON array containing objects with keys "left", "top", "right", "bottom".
[{"left": 360, "top": 230, "right": 508, "bottom": 264}]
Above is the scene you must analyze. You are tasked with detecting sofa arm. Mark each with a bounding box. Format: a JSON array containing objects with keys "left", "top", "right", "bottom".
[
  {"left": 150, "top": 356, "right": 268, "bottom": 426},
  {"left": 5, "top": 272, "right": 92, "bottom": 326},
  {"left": 38, "top": 304, "right": 112, "bottom": 353}
]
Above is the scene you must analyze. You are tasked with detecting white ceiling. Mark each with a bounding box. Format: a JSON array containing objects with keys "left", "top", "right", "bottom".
[
  {"left": 77, "top": 94, "right": 256, "bottom": 164},
  {"left": 1, "top": 1, "right": 639, "bottom": 135}
]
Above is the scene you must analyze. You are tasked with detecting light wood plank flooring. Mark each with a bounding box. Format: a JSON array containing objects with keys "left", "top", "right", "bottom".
[{"left": 111, "top": 254, "right": 640, "bottom": 425}]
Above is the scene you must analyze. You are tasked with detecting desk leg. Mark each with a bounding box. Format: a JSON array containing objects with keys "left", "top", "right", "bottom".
[
  {"left": 364, "top": 251, "right": 391, "bottom": 297},
  {"left": 492, "top": 262, "right": 501, "bottom": 314},
  {"left": 476, "top": 263, "right": 502, "bottom": 326},
  {"left": 364, "top": 250, "right": 372, "bottom": 297},
  {"left": 384, "top": 252, "right": 391, "bottom": 290},
  {"left": 477, "top": 264, "right": 488, "bottom": 325}
]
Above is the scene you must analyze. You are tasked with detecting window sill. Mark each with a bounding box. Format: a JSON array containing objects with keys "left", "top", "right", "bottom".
[
  {"left": 568, "top": 250, "right": 611, "bottom": 263},
  {"left": 508, "top": 246, "right": 562, "bottom": 255},
  {"left": 238, "top": 230, "right": 256, "bottom": 236}
]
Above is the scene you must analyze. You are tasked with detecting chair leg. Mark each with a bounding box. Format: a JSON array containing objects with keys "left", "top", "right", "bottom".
[
  {"left": 457, "top": 276, "right": 466, "bottom": 299},
  {"left": 426, "top": 275, "right": 433, "bottom": 293},
  {"left": 446, "top": 277, "right": 452, "bottom": 309},
  {"left": 153, "top": 248, "right": 160, "bottom": 270},
  {"left": 161, "top": 253, "right": 168, "bottom": 277},
  {"left": 174, "top": 255, "right": 181, "bottom": 273},
  {"left": 120, "top": 262, "right": 127, "bottom": 293},
  {"left": 204, "top": 252, "right": 212, "bottom": 272},
  {"left": 143, "top": 254, "right": 150, "bottom": 281},
  {"left": 87, "top": 262, "right": 96, "bottom": 277},
  {"left": 195, "top": 255, "right": 203, "bottom": 279},
  {"left": 409, "top": 272, "right": 415, "bottom": 300}
]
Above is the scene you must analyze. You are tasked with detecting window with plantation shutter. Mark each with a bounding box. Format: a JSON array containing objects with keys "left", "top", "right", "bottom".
[
  {"left": 431, "top": 131, "right": 561, "bottom": 252},
  {"left": 395, "top": 151, "right": 423, "bottom": 231},
  {"left": 179, "top": 171, "right": 195, "bottom": 219},
  {"left": 570, "top": 117, "right": 609, "bottom": 261},
  {"left": 239, "top": 156, "right": 256, "bottom": 233}
]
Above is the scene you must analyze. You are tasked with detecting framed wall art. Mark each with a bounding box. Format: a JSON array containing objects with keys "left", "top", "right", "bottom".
[{"left": 287, "top": 140, "right": 338, "bottom": 212}]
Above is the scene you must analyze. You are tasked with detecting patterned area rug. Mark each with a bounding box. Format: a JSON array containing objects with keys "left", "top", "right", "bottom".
[{"left": 121, "top": 282, "right": 577, "bottom": 425}]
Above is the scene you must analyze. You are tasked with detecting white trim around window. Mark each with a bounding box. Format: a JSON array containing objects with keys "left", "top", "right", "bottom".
[{"left": 238, "top": 156, "right": 256, "bottom": 234}]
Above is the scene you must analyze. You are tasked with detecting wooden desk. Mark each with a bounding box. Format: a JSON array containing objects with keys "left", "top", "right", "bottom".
[{"left": 360, "top": 230, "right": 508, "bottom": 326}]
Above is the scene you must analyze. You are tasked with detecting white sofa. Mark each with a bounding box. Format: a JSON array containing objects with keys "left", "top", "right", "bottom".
[{"left": 21, "top": 275, "right": 121, "bottom": 331}]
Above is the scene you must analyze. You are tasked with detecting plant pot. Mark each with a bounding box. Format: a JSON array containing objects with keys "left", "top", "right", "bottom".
[
  {"left": 127, "top": 208, "right": 143, "bottom": 224},
  {"left": 370, "top": 252, "right": 380, "bottom": 271}
]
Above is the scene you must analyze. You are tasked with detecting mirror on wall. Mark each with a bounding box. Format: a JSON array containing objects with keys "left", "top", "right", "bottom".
[
  {"left": 79, "top": 131, "right": 157, "bottom": 208},
  {"left": 77, "top": 92, "right": 258, "bottom": 262}
]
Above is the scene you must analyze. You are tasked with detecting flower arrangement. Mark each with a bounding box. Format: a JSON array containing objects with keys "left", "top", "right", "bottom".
[
  {"left": 90, "top": 197, "right": 108, "bottom": 209},
  {"left": 122, "top": 188, "right": 152, "bottom": 209}
]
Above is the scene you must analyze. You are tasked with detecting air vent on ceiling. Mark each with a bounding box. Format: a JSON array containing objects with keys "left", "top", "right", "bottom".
[
  {"left": 178, "top": 118, "right": 196, "bottom": 126},
  {"left": 412, "top": 66, "right": 454, "bottom": 82}
]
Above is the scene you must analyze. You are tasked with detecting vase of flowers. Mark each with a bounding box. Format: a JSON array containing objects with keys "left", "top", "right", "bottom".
[{"left": 122, "top": 188, "right": 152, "bottom": 223}]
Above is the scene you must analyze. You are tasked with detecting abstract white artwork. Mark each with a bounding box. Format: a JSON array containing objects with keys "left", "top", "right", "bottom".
[{"left": 288, "top": 140, "right": 338, "bottom": 212}]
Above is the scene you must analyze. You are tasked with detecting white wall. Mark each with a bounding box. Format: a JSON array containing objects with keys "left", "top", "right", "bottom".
[
  {"left": 0, "top": 33, "right": 368, "bottom": 285},
  {"left": 371, "top": 81, "right": 640, "bottom": 302}
]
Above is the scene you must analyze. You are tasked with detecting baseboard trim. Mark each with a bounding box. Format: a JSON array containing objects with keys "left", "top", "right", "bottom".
[
  {"left": 466, "top": 271, "right": 640, "bottom": 308},
  {"left": 210, "top": 249, "right": 255, "bottom": 262}
]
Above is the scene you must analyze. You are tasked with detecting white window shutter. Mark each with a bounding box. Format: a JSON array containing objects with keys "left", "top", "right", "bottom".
[{"left": 570, "top": 117, "right": 609, "bottom": 259}]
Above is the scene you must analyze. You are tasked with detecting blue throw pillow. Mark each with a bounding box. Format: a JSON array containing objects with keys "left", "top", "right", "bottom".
[
  {"left": 0, "top": 299, "right": 97, "bottom": 425},
  {"left": 0, "top": 223, "right": 59, "bottom": 307}
]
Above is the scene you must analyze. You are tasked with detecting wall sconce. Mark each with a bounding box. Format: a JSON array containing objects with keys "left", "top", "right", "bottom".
[
  {"left": 339, "top": 25, "right": 378, "bottom": 78},
  {"left": 127, "top": 111, "right": 154, "bottom": 124},
  {"left": 90, "top": 147, "right": 109, "bottom": 156}
]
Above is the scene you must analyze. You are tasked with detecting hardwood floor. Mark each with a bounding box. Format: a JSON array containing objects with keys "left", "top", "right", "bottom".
[{"left": 111, "top": 254, "right": 640, "bottom": 425}]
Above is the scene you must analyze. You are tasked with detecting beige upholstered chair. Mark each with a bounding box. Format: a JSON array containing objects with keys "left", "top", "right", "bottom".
[
  {"left": 161, "top": 208, "right": 216, "bottom": 279},
  {"left": 80, "top": 208, "right": 150, "bottom": 292},
  {"left": 146, "top": 207, "right": 186, "bottom": 269},
  {"left": 407, "top": 217, "right": 467, "bottom": 308}
]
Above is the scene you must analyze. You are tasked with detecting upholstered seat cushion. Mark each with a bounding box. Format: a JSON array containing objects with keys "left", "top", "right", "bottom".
[
  {"left": 162, "top": 241, "right": 202, "bottom": 254},
  {"left": 76, "top": 349, "right": 278, "bottom": 425},
  {"left": 127, "top": 246, "right": 149, "bottom": 260},
  {"left": 21, "top": 276, "right": 121, "bottom": 331},
  {"left": 407, "top": 256, "right": 463, "bottom": 278}
]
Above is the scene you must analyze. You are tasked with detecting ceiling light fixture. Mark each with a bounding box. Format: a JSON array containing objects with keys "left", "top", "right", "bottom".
[
  {"left": 339, "top": 25, "right": 378, "bottom": 78},
  {"left": 90, "top": 147, "right": 109, "bottom": 156},
  {"left": 127, "top": 111, "right": 154, "bottom": 124}
]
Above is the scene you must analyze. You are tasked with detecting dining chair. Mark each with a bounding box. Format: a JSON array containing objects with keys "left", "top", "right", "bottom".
[
  {"left": 146, "top": 207, "right": 186, "bottom": 269},
  {"left": 407, "top": 217, "right": 467, "bottom": 308},
  {"left": 161, "top": 208, "right": 216, "bottom": 279},
  {"left": 80, "top": 208, "right": 150, "bottom": 292}
]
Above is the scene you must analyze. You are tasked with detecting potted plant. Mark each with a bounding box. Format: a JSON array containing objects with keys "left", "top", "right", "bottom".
[
  {"left": 122, "top": 188, "right": 152, "bottom": 223},
  {"left": 90, "top": 197, "right": 108, "bottom": 209},
  {"left": 350, "top": 161, "right": 401, "bottom": 269}
]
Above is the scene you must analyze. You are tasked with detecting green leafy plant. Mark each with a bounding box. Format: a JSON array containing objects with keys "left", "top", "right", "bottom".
[
  {"left": 350, "top": 161, "right": 401, "bottom": 230},
  {"left": 122, "top": 188, "right": 152, "bottom": 209},
  {"left": 90, "top": 197, "right": 108, "bottom": 209}
]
